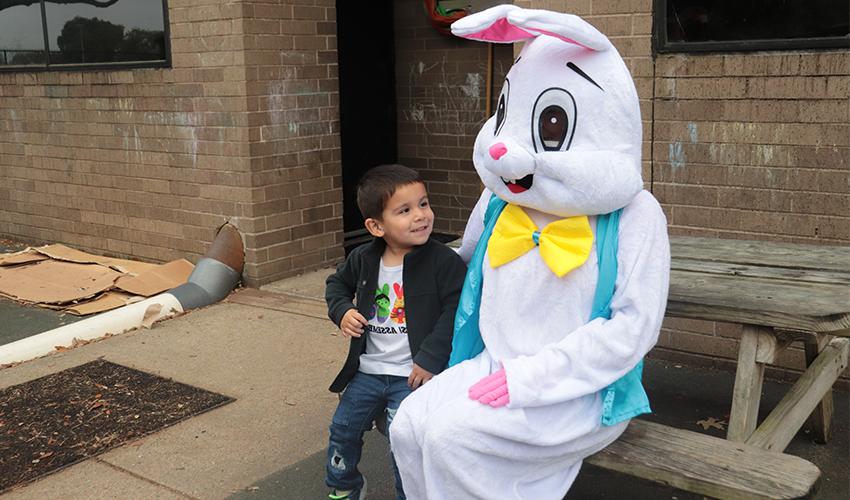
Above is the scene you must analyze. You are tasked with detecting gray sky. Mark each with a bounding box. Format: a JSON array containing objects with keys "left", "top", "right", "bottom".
[{"left": 0, "top": 0, "right": 165, "bottom": 51}]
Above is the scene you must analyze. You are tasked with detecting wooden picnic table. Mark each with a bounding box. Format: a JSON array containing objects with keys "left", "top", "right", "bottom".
[{"left": 667, "top": 235, "right": 850, "bottom": 452}]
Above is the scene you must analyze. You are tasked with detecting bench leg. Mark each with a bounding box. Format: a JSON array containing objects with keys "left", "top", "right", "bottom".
[
  {"left": 804, "top": 335, "right": 834, "bottom": 444},
  {"left": 746, "top": 337, "right": 849, "bottom": 452},
  {"left": 727, "top": 325, "right": 771, "bottom": 442}
]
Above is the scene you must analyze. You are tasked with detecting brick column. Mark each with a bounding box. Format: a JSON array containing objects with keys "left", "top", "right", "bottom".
[{"left": 239, "top": 0, "right": 343, "bottom": 286}]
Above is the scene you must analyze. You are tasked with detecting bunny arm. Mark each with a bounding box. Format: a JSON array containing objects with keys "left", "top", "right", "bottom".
[
  {"left": 501, "top": 192, "right": 670, "bottom": 409},
  {"left": 455, "top": 188, "right": 491, "bottom": 264}
]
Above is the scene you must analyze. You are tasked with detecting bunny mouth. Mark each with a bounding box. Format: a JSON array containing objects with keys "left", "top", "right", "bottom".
[{"left": 501, "top": 174, "right": 534, "bottom": 194}]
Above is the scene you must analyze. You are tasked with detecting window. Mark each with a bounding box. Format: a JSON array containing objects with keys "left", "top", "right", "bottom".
[
  {"left": 654, "top": 0, "right": 849, "bottom": 53},
  {"left": 0, "top": 0, "right": 169, "bottom": 70}
]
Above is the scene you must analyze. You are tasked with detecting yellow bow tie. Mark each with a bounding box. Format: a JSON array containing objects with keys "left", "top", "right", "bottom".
[{"left": 487, "top": 204, "right": 594, "bottom": 277}]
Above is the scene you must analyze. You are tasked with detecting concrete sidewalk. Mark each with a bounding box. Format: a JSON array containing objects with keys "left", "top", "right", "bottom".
[{"left": 1, "top": 269, "right": 847, "bottom": 499}]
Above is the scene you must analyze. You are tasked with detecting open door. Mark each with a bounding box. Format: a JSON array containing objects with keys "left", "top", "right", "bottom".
[{"left": 336, "top": 0, "right": 398, "bottom": 251}]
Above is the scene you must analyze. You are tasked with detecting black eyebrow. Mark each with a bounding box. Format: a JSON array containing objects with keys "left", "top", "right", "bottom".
[
  {"left": 566, "top": 62, "right": 603, "bottom": 91},
  {"left": 515, "top": 56, "right": 521, "bottom": 64}
]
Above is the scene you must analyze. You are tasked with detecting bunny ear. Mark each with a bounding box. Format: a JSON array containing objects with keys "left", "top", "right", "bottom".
[
  {"left": 393, "top": 283, "right": 402, "bottom": 295},
  {"left": 450, "top": 4, "right": 536, "bottom": 43},
  {"left": 506, "top": 9, "right": 611, "bottom": 51}
]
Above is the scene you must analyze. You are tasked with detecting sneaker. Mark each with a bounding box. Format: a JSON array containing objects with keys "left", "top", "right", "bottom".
[{"left": 328, "top": 477, "right": 367, "bottom": 500}]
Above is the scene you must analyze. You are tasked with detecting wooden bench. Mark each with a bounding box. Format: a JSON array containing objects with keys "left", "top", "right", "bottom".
[
  {"left": 369, "top": 413, "right": 821, "bottom": 498},
  {"left": 587, "top": 419, "right": 820, "bottom": 499},
  {"left": 667, "top": 236, "right": 850, "bottom": 451}
]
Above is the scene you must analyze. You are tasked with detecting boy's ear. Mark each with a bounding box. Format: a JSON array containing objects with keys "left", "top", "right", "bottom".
[{"left": 364, "top": 218, "right": 384, "bottom": 238}]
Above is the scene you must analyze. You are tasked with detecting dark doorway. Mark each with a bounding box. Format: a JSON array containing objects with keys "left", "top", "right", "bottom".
[{"left": 336, "top": 0, "right": 398, "bottom": 250}]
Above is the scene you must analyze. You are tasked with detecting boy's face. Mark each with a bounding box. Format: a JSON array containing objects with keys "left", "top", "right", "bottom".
[{"left": 366, "top": 182, "right": 434, "bottom": 251}]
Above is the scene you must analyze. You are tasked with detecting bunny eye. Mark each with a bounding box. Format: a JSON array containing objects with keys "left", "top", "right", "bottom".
[
  {"left": 494, "top": 79, "right": 510, "bottom": 136},
  {"left": 495, "top": 95, "right": 506, "bottom": 134},
  {"left": 539, "top": 106, "right": 569, "bottom": 151},
  {"left": 531, "top": 88, "right": 576, "bottom": 153}
]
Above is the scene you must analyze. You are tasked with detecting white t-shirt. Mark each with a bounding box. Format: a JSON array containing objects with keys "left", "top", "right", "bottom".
[{"left": 359, "top": 259, "right": 413, "bottom": 377}]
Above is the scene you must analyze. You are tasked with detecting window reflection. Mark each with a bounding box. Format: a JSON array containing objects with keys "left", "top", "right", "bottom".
[
  {"left": 0, "top": 0, "right": 168, "bottom": 68},
  {"left": 0, "top": 2, "right": 46, "bottom": 66},
  {"left": 45, "top": 0, "right": 165, "bottom": 63},
  {"left": 666, "top": 0, "right": 850, "bottom": 43}
]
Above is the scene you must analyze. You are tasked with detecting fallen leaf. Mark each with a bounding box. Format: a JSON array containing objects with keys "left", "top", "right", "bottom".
[
  {"left": 141, "top": 303, "right": 164, "bottom": 328},
  {"left": 696, "top": 417, "right": 727, "bottom": 431}
]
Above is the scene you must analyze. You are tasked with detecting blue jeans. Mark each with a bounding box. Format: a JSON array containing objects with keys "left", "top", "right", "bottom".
[{"left": 327, "top": 372, "right": 412, "bottom": 500}]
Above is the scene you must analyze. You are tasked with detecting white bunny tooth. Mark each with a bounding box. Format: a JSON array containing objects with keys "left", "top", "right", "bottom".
[{"left": 543, "top": 140, "right": 559, "bottom": 148}]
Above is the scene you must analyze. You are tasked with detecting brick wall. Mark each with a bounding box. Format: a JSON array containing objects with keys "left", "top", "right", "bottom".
[
  {"left": 0, "top": 0, "right": 252, "bottom": 264},
  {"left": 0, "top": 0, "right": 343, "bottom": 287},
  {"left": 394, "top": 1, "right": 513, "bottom": 235},
  {"left": 238, "top": 0, "right": 342, "bottom": 286},
  {"left": 652, "top": 49, "right": 849, "bottom": 382}
]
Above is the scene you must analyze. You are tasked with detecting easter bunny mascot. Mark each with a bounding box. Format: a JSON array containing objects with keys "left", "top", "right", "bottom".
[{"left": 390, "top": 5, "right": 670, "bottom": 499}]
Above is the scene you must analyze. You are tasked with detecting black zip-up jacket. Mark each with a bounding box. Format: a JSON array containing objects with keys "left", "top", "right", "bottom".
[{"left": 326, "top": 237, "right": 467, "bottom": 393}]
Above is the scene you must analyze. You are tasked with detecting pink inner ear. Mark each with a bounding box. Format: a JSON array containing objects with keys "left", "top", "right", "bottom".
[
  {"left": 528, "top": 27, "right": 596, "bottom": 51},
  {"left": 465, "top": 18, "right": 535, "bottom": 42}
]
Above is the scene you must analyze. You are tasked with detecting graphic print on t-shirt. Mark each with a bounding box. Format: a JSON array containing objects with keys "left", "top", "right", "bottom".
[
  {"left": 360, "top": 261, "right": 412, "bottom": 376},
  {"left": 366, "top": 282, "right": 406, "bottom": 330},
  {"left": 390, "top": 283, "right": 405, "bottom": 324},
  {"left": 371, "top": 283, "right": 392, "bottom": 323}
]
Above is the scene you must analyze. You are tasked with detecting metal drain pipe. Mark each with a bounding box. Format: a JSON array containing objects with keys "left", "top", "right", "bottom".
[
  {"left": 0, "top": 224, "right": 244, "bottom": 366},
  {"left": 170, "top": 223, "right": 244, "bottom": 309}
]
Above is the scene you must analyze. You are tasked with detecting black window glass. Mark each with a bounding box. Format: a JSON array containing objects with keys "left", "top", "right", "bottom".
[
  {"left": 659, "top": 0, "right": 849, "bottom": 52},
  {"left": 45, "top": 0, "right": 165, "bottom": 64},
  {"left": 0, "top": 0, "right": 168, "bottom": 70},
  {"left": 0, "top": 2, "right": 47, "bottom": 66}
]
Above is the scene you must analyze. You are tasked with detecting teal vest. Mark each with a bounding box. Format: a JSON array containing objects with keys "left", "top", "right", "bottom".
[{"left": 448, "top": 195, "right": 650, "bottom": 425}]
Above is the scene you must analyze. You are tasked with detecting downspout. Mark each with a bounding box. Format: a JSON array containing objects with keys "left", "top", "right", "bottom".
[
  {"left": 0, "top": 224, "right": 244, "bottom": 366},
  {"left": 169, "top": 223, "right": 243, "bottom": 309}
]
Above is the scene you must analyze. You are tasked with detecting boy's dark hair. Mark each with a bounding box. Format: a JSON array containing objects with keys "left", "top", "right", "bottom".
[{"left": 356, "top": 164, "right": 424, "bottom": 220}]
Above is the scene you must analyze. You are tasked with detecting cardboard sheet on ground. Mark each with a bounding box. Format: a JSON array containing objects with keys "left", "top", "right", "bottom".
[
  {"left": 0, "top": 245, "right": 195, "bottom": 316},
  {"left": 33, "top": 244, "right": 158, "bottom": 276},
  {"left": 0, "top": 260, "right": 122, "bottom": 304},
  {"left": 114, "top": 259, "right": 194, "bottom": 296},
  {"left": 64, "top": 292, "right": 145, "bottom": 316},
  {"left": 0, "top": 248, "right": 49, "bottom": 266}
]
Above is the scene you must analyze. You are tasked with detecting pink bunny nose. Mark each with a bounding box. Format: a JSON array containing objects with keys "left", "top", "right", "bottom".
[{"left": 489, "top": 143, "right": 508, "bottom": 160}]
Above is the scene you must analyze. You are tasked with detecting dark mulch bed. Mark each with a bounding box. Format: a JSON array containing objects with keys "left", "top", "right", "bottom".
[{"left": 0, "top": 359, "right": 234, "bottom": 493}]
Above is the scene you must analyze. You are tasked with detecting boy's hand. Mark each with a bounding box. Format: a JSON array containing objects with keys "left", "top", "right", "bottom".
[
  {"left": 340, "top": 308, "right": 367, "bottom": 338},
  {"left": 408, "top": 363, "right": 434, "bottom": 390}
]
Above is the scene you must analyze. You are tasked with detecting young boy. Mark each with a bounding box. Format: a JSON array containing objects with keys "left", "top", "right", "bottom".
[{"left": 324, "top": 164, "right": 467, "bottom": 500}]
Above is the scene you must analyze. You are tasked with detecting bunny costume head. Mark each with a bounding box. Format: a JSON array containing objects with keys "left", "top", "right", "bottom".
[{"left": 453, "top": 5, "right": 643, "bottom": 217}]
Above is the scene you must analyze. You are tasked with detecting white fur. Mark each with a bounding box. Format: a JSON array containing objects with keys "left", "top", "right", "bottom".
[{"left": 393, "top": 7, "right": 670, "bottom": 499}]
